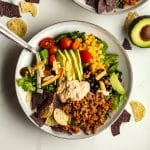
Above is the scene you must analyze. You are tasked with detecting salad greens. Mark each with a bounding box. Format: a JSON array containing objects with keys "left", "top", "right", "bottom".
[
  {"left": 16, "top": 31, "right": 129, "bottom": 135},
  {"left": 55, "top": 31, "right": 85, "bottom": 43},
  {"left": 17, "top": 76, "right": 36, "bottom": 92},
  {"left": 17, "top": 31, "right": 127, "bottom": 112},
  {"left": 112, "top": 92, "right": 127, "bottom": 110},
  {"left": 39, "top": 49, "right": 49, "bottom": 64}
]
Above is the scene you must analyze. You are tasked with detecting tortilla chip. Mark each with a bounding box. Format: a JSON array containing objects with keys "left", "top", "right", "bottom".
[
  {"left": 120, "top": 109, "right": 131, "bottom": 122},
  {"left": 45, "top": 116, "right": 58, "bottom": 127},
  {"left": 31, "top": 112, "right": 45, "bottom": 127},
  {"left": 122, "top": 38, "right": 132, "bottom": 50},
  {"left": 7, "top": 18, "right": 27, "bottom": 37},
  {"left": 25, "top": 0, "right": 40, "bottom": 3},
  {"left": 40, "top": 104, "right": 54, "bottom": 118},
  {"left": 0, "top": 1, "right": 20, "bottom": 18},
  {"left": 111, "top": 109, "right": 131, "bottom": 136},
  {"left": 130, "top": 101, "right": 146, "bottom": 122},
  {"left": 54, "top": 108, "right": 69, "bottom": 126},
  {"left": 20, "top": 2, "right": 37, "bottom": 17},
  {"left": 111, "top": 120, "right": 121, "bottom": 136},
  {"left": 124, "top": 12, "right": 139, "bottom": 33}
]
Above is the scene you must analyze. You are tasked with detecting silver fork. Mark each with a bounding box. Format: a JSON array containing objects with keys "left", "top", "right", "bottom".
[{"left": 0, "top": 23, "right": 37, "bottom": 54}]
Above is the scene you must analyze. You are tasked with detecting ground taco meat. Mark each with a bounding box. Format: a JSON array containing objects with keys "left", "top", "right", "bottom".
[{"left": 63, "top": 92, "right": 113, "bottom": 134}]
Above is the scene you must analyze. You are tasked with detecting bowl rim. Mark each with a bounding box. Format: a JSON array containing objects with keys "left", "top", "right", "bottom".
[
  {"left": 73, "top": 0, "right": 148, "bottom": 15},
  {"left": 15, "top": 20, "right": 133, "bottom": 139}
]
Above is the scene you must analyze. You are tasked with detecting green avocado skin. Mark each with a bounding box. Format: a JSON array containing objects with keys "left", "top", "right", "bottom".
[{"left": 128, "top": 15, "right": 150, "bottom": 48}]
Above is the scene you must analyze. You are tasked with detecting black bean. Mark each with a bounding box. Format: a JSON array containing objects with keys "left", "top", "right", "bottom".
[
  {"left": 102, "top": 75, "right": 109, "bottom": 80},
  {"left": 90, "top": 77, "right": 96, "bottom": 82},
  {"left": 87, "top": 65, "right": 92, "bottom": 72},
  {"left": 106, "top": 85, "right": 111, "bottom": 91},
  {"left": 90, "top": 74, "right": 95, "bottom": 78},
  {"left": 95, "top": 84, "right": 99, "bottom": 89},
  {"left": 88, "top": 79, "right": 92, "bottom": 83},
  {"left": 20, "top": 67, "right": 29, "bottom": 77},
  {"left": 90, "top": 82, "right": 94, "bottom": 87},
  {"left": 51, "top": 70, "right": 56, "bottom": 75},
  {"left": 94, "top": 87, "right": 99, "bottom": 91},
  {"left": 85, "top": 71, "right": 90, "bottom": 74},
  {"left": 96, "top": 69, "right": 104, "bottom": 74}
]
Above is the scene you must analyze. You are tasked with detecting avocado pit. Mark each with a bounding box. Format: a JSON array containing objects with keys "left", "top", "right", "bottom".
[{"left": 140, "top": 25, "right": 150, "bottom": 41}]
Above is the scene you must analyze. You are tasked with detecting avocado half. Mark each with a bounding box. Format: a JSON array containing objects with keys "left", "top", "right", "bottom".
[{"left": 128, "top": 15, "right": 150, "bottom": 48}]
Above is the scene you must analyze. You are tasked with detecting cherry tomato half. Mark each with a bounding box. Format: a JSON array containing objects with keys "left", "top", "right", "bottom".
[
  {"left": 49, "top": 45, "right": 58, "bottom": 54},
  {"left": 49, "top": 54, "right": 56, "bottom": 65},
  {"left": 39, "top": 37, "right": 55, "bottom": 49},
  {"left": 60, "top": 37, "right": 73, "bottom": 49},
  {"left": 80, "top": 50, "right": 93, "bottom": 64},
  {"left": 71, "top": 40, "right": 80, "bottom": 50}
]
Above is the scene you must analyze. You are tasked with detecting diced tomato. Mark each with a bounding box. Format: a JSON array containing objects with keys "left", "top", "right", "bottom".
[
  {"left": 72, "top": 40, "right": 80, "bottom": 50},
  {"left": 44, "top": 70, "right": 51, "bottom": 77},
  {"left": 80, "top": 50, "right": 93, "bottom": 64},
  {"left": 60, "top": 37, "right": 73, "bottom": 49},
  {"left": 48, "top": 45, "right": 58, "bottom": 54},
  {"left": 49, "top": 54, "right": 56, "bottom": 65},
  {"left": 39, "top": 37, "right": 55, "bottom": 49}
]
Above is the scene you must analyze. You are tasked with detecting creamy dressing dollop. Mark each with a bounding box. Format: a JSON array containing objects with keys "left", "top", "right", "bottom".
[{"left": 57, "top": 80, "right": 90, "bottom": 103}]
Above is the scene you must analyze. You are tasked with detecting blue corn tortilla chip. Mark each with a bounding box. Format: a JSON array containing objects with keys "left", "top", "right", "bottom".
[
  {"left": 87, "top": 0, "right": 120, "bottom": 13},
  {"left": 111, "top": 109, "right": 131, "bottom": 136},
  {"left": 31, "top": 112, "right": 45, "bottom": 127},
  {"left": 120, "top": 109, "right": 131, "bottom": 122},
  {"left": 36, "top": 92, "right": 53, "bottom": 113},
  {"left": 52, "top": 94, "right": 66, "bottom": 109},
  {"left": 25, "top": 0, "right": 40, "bottom": 3},
  {"left": 106, "top": 5, "right": 114, "bottom": 12},
  {"left": 52, "top": 125, "right": 73, "bottom": 135},
  {"left": 0, "top": 1, "right": 20, "bottom": 18},
  {"left": 97, "top": 0, "right": 106, "bottom": 14},
  {"left": 31, "top": 92, "right": 47, "bottom": 110},
  {"left": 31, "top": 92, "right": 53, "bottom": 110},
  {"left": 106, "top": 0, "right": 119, "bottom": 12},
  {"left": 86, "top": 0, "right": 98, "bottom": 8},
  {"left": 106, "top": 0, "right": 119, "bottom": 6},
  {"left": 111, "top": 120, "right": 121, "bottom": 136},
  {"left": 122, "top": 38, "right": 132, "bottom": 50}
]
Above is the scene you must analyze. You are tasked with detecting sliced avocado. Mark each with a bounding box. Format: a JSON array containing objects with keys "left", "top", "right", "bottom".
[
  {"left": 69, "top": 50, "right": 82, "bottom": 81},
  {"left": 110, "top": 72, "right": 126, "bottom": 95},
  {"left": 74, "top": 50, "right": 83, "bottom": 76},
  {"left": 63, "top": 50, "right": 76, "bottom": 80},
  {"left": 129, "top": 15, "right": 150, "bottom": 48},
  {"left": 56, "top": 50, "right": 66, "bottom": 68}
]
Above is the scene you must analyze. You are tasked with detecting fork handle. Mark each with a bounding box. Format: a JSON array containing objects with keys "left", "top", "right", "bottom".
[{"left": 0, "top": 23, "right": 36, "bottom": 53}]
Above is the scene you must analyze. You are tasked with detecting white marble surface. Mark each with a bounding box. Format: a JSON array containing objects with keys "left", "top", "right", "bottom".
[{"left": 0, "top": 0, "right": 150, "bottom": 150}]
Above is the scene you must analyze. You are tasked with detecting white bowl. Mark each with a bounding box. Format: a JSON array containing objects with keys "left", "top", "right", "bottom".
[
  {"left": 73, "top": 0, "right": 148, "bottom": 15},
  {"left": 15, "top": 21, "right": 133, "bottom": 139}
]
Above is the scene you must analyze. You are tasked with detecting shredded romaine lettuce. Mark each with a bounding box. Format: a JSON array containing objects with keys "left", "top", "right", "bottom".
[
  {"left": 102, "top": 41, "right": 109, "bottom": 53},
  {"left": 43, "top": 84, "right": 55, "bottom": 92},
  {"left": 39, "top": 49, "right": 49, "bottom": 64},
  {"left": 112, "top": 93, "right": 127, "bottom": 110},
  {"left": 68, "top": 31, "right": 85, "bottom": 40},
  {"left": 55, "top": 31, "right": 86, "bottom": 43},
  {"left": 108, "top": 62, "right": 119, "bottom": 73},
  {"left": 17, "top": 76, "right": 36, "bottom": 92},
  {"left": 104, "top": 54, "right": 118, "bottom": 64}
]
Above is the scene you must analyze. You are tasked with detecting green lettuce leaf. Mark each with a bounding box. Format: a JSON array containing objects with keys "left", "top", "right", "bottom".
[{"left": 17, "top": 76, "right": 36, "bottom": 92}]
